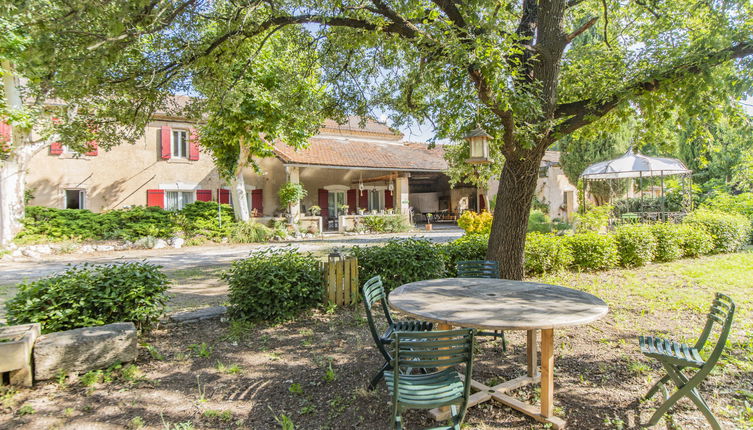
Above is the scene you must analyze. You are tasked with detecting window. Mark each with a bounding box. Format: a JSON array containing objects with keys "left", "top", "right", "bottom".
[
  {"left": 165, "top": 191, "right": 194, "bottom": 211},
  {"left": 328, "top": 191, "right": 346, "bottom": 219},
  {"left": 538, "top": 166, "right": 549, "bottom": 178},
  {"left": 65, "top": 189, "right": 85, "bottom": 209},
  {"left": 368, "top": 189, "right": 384, "bottom": 211},
  {"left": 172, "top": 130, "right": 188, "bottom": 158}
]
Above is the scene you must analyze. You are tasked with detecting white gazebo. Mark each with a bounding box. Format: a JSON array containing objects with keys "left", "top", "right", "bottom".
[{"left": 580, "top": 148, "right": 692, "bottom": 220}]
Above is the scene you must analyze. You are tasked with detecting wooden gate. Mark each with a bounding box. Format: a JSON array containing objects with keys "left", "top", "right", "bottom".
[{"left": 321, "top": 256, "right": 359, "bottom": 305}]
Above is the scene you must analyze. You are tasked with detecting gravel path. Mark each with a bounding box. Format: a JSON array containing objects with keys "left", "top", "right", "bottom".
[{"left": 0, "top": 228, "right": 462, "bottom": 285}]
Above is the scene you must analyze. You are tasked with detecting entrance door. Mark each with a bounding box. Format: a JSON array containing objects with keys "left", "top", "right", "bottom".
[{"left": 328, "top": 191, "right": 346, "bottom": 218}]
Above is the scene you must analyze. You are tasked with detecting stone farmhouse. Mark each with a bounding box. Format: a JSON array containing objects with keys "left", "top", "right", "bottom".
[{"left": 24, "top": 112, "right": 577, "bottom": 231}]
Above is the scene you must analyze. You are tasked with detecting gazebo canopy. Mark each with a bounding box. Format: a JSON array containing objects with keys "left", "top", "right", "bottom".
[{"left": 580, "top": 148, "right": 691, "bottom": 180}]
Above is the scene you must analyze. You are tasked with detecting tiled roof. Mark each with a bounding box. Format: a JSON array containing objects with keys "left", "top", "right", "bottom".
[
  {"left": 320, "top": 117, "right": 403, "bottom": 140},
  {"left": 274, "top": 138, "right": 448, "bottom": 171}
]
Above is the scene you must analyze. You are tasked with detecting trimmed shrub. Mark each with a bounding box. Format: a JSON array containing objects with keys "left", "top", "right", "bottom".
[
  {"left": 6, "top": 262, "right": 170, "bottom": 333},
  {"left": 683, "top": 209, "right": 752, "bottom": 253},
  {"left": 574, "top": 205, "right": 613, "bottom": 233},
  {"left": 442, "top": 234, "right": 489, "bottom": 277},
  {"left": 614, "top": 224, "right": 657, "bottom": 267},
  {"left": 351, "top": 238, "right": 446, "bottom": 293},
  {"left": 100, "top": 206, "right": 177, "bottom": 240},
  {"left": 457, "top": 210, "right": 493, "bottom": 235},
  {"left": 176, "top": 201, "right": 236, "bottom": 240},
  {"left": 228, "top": 221, "right": 273, "bottom": 243},
  {"left": 676, "top": 224, "right": 714, "bottom": 257},
  {"left": 566, "top": 232, "right": 618, "bottom": 271},
  {"left": 524, "top": 233, "right": 573, "bottom": 275},
  {"left": 527, "top": 210, "right": 552, "bottom": 233},
  {"left": 361, "top": 214, "right": 411, "bottom": 233},
  {"left": 224, "top": 248, "right": 322, "bottom": 322},
  {"left": 651, "top": 223, "right": 683, "bottom": 262}
]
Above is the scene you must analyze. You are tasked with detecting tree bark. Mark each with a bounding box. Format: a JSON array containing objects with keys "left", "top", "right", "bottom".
[
  {"left": 487, "top": 149, "right": 546, "bottom": 280},
  {"left": 0, "top": 156, "right": 27, "bottom": 247},
  {"left": 230, "top": 141, "right": 250, "bottom": 222}
]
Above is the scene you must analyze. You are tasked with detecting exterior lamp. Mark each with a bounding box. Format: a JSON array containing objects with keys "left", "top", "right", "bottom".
[{"left": 464, "top": 126, "right": 492, "bottom": 165}]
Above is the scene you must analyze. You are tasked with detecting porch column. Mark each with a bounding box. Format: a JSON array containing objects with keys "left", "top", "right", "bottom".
[
  {"left": 286, "top": 166, "right": 301, "bottom": 222},
  {"left": 395, "top": 174, "right": 410, "bottom": 215}
]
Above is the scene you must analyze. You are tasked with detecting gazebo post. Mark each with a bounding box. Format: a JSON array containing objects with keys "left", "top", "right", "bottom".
[{"left": 660, "top": 170, "right": 665, "bottom": 220}]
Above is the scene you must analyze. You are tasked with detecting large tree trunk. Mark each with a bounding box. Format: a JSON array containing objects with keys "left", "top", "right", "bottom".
[
  {"left": 487, "top": 149, "right": 546, "bottom": 280},
  {"left": 230, "top": 141, "right": 250, "bottom": 222},
  {"left": 0, "top": 156, "right": 27, "bottom": 247}
]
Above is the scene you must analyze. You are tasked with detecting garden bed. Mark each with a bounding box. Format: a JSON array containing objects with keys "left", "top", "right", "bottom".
[{"left": 1, "top": 253, "right": 751, "bottom": 429}]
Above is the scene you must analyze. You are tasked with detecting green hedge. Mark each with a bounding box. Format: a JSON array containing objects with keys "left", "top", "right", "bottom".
[
  {"left": 524, "top": 233, "right": 573, "bottom": 275},
  {"left": 351, "top": 238, "right": 446, "bottom": 293},
  {"left": 614, "top": 224, "right": 657, "bottom": 267},
  {"left": 224, "top": 248, "right": 322, "bottom": 322},
  {"left": 682, "top": 209, "right": 751, "bottom": 253},
  {"left": 567, "top": 232, "right": 619, "bottom": 271},
  {"left": 6, "top": 262, "right": 170, "bottom": 333},
  {"left": 442, "top": 234, "right": 489, "bottom": 277},
  {"left": 17, "top": 202, "right": 269, "bottom": 244},
  {"left": 361, "top": 214, "right": 411, "bottom": 233},
  {"left": 676, "top": 224, "right": 714, "bottom": 257},
  {"left": 651, "top": 223, "right": 684, "bottom": 262}
]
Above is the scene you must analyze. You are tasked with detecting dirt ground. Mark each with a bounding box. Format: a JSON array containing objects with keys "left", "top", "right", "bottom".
[{"left": 1, "top": 253, "right": 751, "bottom": 430}]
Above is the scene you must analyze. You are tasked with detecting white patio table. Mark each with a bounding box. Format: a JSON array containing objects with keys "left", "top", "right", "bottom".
[{"left": 388, "top": 277, "right": 608, "bottom": 429}]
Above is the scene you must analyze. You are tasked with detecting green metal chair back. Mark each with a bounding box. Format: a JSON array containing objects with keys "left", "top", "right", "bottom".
[
  {"left": 362, "top": 276, "right": 393, "bottom": 359},
  {"left": 456, "top": 260, "right": 499, "bottom": 279},
  {"left": 388, "top": 329, "right": 475, "bottom": 429},
  {"left": 639, "top": 293, "right": 735, "bottom": 430}
]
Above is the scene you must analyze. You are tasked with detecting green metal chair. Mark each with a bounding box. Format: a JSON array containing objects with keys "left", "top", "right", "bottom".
[
  {"left": 362, "top": 275, "right": 434, "bottom": 390},
  {"left": 385, "top": 328, "right": 475, "bottom": 430},
  {"left": 638, "top": 293, "right": 735, "bottom": 430},
  {"left": 456, "top": 260, "right": 506, "bottom": 352},
  {"left": 456, "top": 260, "right": 499, "bottom": 279}
]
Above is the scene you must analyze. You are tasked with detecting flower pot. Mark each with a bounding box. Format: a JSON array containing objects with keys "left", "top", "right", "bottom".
[{"left": 425, "top": 224, "right": 433, "bottom": 231}]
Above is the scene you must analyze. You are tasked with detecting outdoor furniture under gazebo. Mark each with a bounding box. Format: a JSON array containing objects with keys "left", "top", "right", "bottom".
[{"left": 580, "top": 148, "right": 693, "bottom": 222}]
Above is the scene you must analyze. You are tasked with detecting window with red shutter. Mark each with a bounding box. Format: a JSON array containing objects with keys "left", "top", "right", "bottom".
[
  {"left": 85, "top": 141, "right": 98, "bottom": 156},
  {"left": 146, "top": 190, "right": 165, "bottom": 208},
  {"left": 196, "top": 190, "right": 212, "bottom": 202},
  {"left": 50, "top": 142, "right": 63, "bottom": 155},
  {"left": 385, "top": 190, "right": 393, "bottom": 209},
  {"left": 219, "top": 189, "right": 230, "bottom": 204},
  {"left": 359, "top": 190, "right": 368, "bottom": 210},
  {"left": 251, "top": 189, "right": 263, "bottom": 216},
  {"left": 188, "top": 128, "right": 200, "bottom": 160},
  {"left": 347, "top": 189, "right": 357, "bottom": 215},
  {"left": 318, "top": 189, "right": 329, "bottom": 220},
  {"left": 160, "top": 125, "right": 171, "bottom": 159}
]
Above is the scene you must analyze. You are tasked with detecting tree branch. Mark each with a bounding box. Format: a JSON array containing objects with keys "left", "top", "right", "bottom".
[
  {"left": 553, "top": 40, "right": 753, "bottom": 138},
  {"left": 565, "top": 17, "right": 597, "bottom": 43},
  {"left": 430, "top": 0, "right": 467, "bottom": 28}
]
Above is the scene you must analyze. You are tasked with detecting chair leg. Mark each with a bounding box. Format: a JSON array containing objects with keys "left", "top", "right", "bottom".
[
  {"left": 648, "top": 363, "right": 719, "bottom": 430},
  {"left": 369, "top": 362, "right": 389, "bottom": 391},
  {"left": 645, "top": 374, "right": 671, "bottom": 399}
]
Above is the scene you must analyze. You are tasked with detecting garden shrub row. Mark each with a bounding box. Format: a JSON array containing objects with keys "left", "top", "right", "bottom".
[
  {"left": 6, "top": 262, "right": 170, "bottom": 334},
  {"left": 17, "top": 202, "right": 272, "bottom": 244}
]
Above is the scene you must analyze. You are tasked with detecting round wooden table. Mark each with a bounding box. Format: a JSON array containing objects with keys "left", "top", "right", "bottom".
[{"left": 389, "top": 278, "right": 609, "bottom": 429}]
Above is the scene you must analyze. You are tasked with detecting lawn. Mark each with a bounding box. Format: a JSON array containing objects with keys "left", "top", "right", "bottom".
[{"left": 1, "top": 253, "right": 751, "bottom": 429}]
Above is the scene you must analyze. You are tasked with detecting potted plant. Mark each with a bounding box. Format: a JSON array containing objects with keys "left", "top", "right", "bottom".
[
  {"left": 339, "top": 204, "right": 349, "bottom": 215},
  {"left": 309, "top": 205, "right": 321, "bottom": 216},
  {"left": 357, "top": 208, "right": 365, "bottom": 215},
  {"left": 278, "top": 182, "right": 307, "bottom": 222},
  {"left": 426, "top": 213, "right": 433, "bottom": 231}
]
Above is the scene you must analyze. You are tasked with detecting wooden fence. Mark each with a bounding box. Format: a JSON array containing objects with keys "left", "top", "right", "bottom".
[{"left": 321, "top": 257, "right": 359, "bottom": 306}]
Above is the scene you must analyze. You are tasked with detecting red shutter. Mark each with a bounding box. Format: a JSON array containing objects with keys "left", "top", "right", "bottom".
[
  {"left": 251, "top": 189, "right": 263, "bottom": 216},
  {"left": 188, "top": 128, "right": 200, "bottom": 161},
  {"left": 160, "top": 125, "right": 171, "bottom": 159},
  {"left": 385, "top": 190, "right": 393, "bottom": 209},
  {"left": 219, "top": 189, "right": 230, "bottom": 204},
  {"left": 50, "top": 142, "right": 63, "bottom": 155},
  {"left": 146, "top": 189, "right": 165, "bottom": 208},
  {"left": 196, "top": 189, "right": 212, "bottom": 202},
  {"left": 0, "top": 122, "right": 10, "bottom": 152},
  {"left": 479, "top": 194, "right": 486, "bottom": 211},
  {"left": 318, "top": 189, "right": 329, "bottom": 220},
  {"left": 359, "top": 190, "right": 368, "bottom": 210},
  {"left": 347, "top": 189, "right": 357, "bottom": 215},
  {"left": 84, "top": 140, "right": 98, "bottom": 156}
]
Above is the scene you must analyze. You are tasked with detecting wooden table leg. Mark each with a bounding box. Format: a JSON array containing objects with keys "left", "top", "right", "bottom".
[
  {"left": 540, "top": 328, "right": 554, "bottom": 418},
  {"left": 436, "top": 323, "right": 453, "bottom": 418},
  {"left": 527, "top": 329, "right": 538, "bottom": 377}
]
